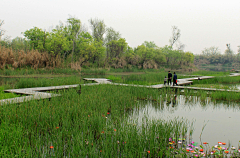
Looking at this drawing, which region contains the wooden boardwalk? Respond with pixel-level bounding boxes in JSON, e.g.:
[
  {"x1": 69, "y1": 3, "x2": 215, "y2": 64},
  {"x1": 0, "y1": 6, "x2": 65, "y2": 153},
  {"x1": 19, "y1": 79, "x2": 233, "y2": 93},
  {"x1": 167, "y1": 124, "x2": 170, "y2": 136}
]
[
  {"x1": 0, "y1": 83, "x2": 99, "y2": 105},
  {"x1": 1, "y1": 73, "x2": 240, "y2": 105}
]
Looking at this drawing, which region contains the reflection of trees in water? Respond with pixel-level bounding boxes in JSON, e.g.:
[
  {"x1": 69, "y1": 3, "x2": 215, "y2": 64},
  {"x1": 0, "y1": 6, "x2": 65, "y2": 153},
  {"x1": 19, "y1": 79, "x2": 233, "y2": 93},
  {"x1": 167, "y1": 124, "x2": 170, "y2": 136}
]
[{"x1": 136, "y1": 94, "x2": 240, "y2": 115}]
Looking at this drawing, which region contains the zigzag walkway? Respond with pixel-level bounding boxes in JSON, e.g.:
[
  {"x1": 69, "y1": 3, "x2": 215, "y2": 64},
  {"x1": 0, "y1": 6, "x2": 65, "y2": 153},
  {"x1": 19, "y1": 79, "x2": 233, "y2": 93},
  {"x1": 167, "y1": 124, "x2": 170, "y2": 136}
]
[{"x1": 0, "y1": 73, "x2": 240, "y2": 105}]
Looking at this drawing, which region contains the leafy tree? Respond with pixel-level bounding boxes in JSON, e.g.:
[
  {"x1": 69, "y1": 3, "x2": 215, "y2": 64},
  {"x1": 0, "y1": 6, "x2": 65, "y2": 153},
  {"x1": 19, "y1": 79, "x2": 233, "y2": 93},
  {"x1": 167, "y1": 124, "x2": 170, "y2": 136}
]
[
  {"x1": 107, "y1": 38, "x2": 127, "y2": 59},
  {"x1": 125, "y1": 46, "x2": 139, "y2": 65},
  {"x1": 11, "y1": 37, "x2": 31, "y2": 52},
  {"x1": 153, "y1": 49, "x2": 166, "y2": 65},
  {"x1": 24, "y1": 27, "x2": 48, "y2": 51},
  {"x1": 86, "y1": 41, "x2": 105, "y2": 66},
  {"x1": 105, "y1": 27, "x2": 121, "y2": 58},
  {"x1": 184, "y1": 52, "x2": 194, "y2": 66},
  {"x1": 202, "y1": 46, "x2": 220, "y2": 56},
  {"x1": 75, "y1": 31, "x2": 93, "y2": 60},
  {"x1": 89, "y1": 18, "x2": 106, "y2": 42},
  {"x1": 143, "y1": 41, "x2": 157, "y2": 49},
  {"x1": 46, "y1": 28, "x2": 71, "y2": 57},
  {"x1": 224, "y1": 43, "x2": 234, "y2": 64},
  {"x1": 105, "y1": 27, "x2": 121, "y2": 44},
  {"x1": 135, "y1": 44, "x2": 155, "y2": 67},
  {"x1": 67, "y1": 17, "x2": 81, "y2": 61}
]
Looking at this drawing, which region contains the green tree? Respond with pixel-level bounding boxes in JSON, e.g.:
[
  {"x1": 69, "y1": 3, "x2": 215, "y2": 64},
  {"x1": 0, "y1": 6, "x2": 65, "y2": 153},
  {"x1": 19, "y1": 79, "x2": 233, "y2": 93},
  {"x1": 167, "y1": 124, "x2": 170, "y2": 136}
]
[
  {"x1": 66, "y1": 17, "x2": 81, "y2": 62},
  {"x1": 224, "y1": 43, "x2": 234, "y2": 64},
  {"x1": 87, "y1": 41, "x2": 105, "y2": 66},
  {"x1": 153, "y1": 49, "x2": 166, "y2": 65},
  {"x1": 202, "y1": 46, "x2": 220, "y2": 56},
  {"x1": 45, "y1": 28, "x2": 71, "y2": 57},
  {"x1": 184, "y1": 52, "x2": 194, "y2": 66},
  {"x1": 24, "y1": 27, "x2": 48, "y2": 51},
  {"x1": 105, "y1": 27, "x2": 121, "y2": 59},
  {"x1": 125, "y1": 46, "x2": 138, "y2": 66},
  {"x1": 11, "y1": 37, "x2": 31, "y2": 52},
  {"x1": 89, "y1": 18, "x2": 106, "y2": 42},
  {"x1": 107, "y1": 38, "x2": 127, "y2": 59},
  {"x1": 75, "y1": 31, "x2": 93, "y2": 61},
  {"x1": 143, "y1": 41, "x2": 157, "y2": 49},
  {"x1": 135, "y1": 44, "x2": 155, "y2": 68}
]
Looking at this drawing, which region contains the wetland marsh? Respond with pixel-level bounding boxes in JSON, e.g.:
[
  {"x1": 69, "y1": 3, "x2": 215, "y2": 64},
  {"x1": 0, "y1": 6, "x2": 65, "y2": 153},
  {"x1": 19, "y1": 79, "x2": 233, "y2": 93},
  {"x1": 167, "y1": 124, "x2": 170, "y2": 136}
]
[{"x1": 0, "y1": 70, "x2": 240, "y2": 157}]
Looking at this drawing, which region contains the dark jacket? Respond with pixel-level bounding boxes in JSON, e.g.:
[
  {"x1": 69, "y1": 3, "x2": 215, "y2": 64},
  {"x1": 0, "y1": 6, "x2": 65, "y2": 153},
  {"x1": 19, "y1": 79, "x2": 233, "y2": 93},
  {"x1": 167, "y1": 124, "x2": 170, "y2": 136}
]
[
  {"x1": 173, "y1": 74, "x2": 177, "y2": 80},
  {"x1": 168, "y1": 73, "x2": 172, "y2": 79}
]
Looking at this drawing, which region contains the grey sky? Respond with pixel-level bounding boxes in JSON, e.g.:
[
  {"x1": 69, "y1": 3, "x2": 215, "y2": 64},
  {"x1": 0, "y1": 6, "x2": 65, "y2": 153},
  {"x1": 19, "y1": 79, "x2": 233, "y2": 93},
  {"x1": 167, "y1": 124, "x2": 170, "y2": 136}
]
[{"x1": 1, "y1": 0, "x2": 240, "y2": 54}]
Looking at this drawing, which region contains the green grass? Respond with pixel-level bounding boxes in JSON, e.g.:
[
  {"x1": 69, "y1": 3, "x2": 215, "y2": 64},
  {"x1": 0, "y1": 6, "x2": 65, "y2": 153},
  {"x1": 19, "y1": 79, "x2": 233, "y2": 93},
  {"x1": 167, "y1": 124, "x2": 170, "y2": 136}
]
[
  {"x1": 14, "y1": 76, "x2": 83, "y2": 89},
  {"x1": 192, "y1": 76, "x2": 240, "y2": 85},
  {"x1": 190, "y1": 84, "x2": 238, "y2": 90},
  {"x1": 107, "y1": 72, "x2": 187, "y2": 85},
  {"x1": 1, "y1": 71, "x2": 240, "y2": 157},
  {"x1": 0, "y1": 85, "x2": 189, "y2": 157},
  {"x1": 180, "y1": 88, "x2": 240, "y2": 102},
  {"x1": 187, "y1": 70, "x2": 233, "y2": 77},
  {"x1": 0, "y1": 68, "x2": 107, "y2": 76},
  {"x1": 0, "y1": 86, "x2": 21, "y2": 99}
]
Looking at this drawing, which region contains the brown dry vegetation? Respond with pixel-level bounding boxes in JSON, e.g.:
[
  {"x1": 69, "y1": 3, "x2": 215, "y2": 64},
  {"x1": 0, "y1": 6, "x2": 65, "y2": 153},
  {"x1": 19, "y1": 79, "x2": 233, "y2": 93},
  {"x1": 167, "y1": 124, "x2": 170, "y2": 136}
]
[{"x1": 0, "y1": 46, "x2": 63, "y2": 69}]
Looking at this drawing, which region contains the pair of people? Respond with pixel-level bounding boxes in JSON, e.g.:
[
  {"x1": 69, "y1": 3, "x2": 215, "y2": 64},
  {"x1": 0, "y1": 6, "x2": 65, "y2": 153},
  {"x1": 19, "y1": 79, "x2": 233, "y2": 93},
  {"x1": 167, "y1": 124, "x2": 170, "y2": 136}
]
[{"x1": 164, "y1": 71, "x2": 177, "y2": 86}]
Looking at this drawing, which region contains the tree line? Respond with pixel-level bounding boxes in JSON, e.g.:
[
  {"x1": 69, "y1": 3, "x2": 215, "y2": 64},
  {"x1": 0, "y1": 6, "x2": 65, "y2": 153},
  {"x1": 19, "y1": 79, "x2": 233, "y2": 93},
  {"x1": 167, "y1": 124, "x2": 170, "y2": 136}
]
[
  {"x1": 194, "y1": 45, "x2": 240, "y2": 69},
  {"x1": 0, "y1": 17, "x2": 194, "y2": 70}
]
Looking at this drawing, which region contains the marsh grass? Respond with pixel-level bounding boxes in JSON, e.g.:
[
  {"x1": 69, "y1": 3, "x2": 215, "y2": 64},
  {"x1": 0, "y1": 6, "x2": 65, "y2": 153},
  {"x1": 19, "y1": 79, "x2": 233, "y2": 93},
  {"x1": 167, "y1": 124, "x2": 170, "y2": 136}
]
[
  {"x1": 190, "y1": 84, "x2": 234, "y2": 90},
  {"x1": 14, "y1": 76, "x2": 84, "y2": 89},
  {"x1": 187, "y1": 70, "x2": 232, "y2": 77},
  {"x1": 0, "y1": 85, "x2": 191, "y2": 157},
  {"x1": 108, "y1": 72, "x2": 187, "y2": 85},
  {"x1": 0, "y1": 86, "x2": 21, "y2": 99},
  {"x1": 193, "y1": 76, "x2": 240, "y2": 85},
  {"x1": 179, "y1": 88, "x2": 240, "y2": 102},
  {"x1": 1, "y1": 71, "x2": 240, "y2": 157}
]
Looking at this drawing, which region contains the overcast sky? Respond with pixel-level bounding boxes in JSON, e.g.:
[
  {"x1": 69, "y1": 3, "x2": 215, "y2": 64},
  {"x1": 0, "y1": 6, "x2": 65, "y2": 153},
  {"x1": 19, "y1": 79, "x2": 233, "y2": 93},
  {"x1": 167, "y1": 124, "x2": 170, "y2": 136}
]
[{"x1": 1, "y1": 0, "x2": 240, "y2": 54}]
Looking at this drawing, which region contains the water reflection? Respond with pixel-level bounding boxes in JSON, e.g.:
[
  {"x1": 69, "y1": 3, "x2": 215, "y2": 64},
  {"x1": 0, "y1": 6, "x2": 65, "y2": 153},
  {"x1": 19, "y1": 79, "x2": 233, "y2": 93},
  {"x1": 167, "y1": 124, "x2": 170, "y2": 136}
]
[{"x1": 130, "y1": 95, "x2": 240, "y2": 147}]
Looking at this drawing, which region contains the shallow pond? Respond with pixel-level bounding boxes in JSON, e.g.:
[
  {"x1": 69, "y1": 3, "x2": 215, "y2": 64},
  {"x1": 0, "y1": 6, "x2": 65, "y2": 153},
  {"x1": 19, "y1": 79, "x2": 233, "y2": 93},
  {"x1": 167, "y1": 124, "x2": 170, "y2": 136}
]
[{"x1": 130, "y1": 95, "x2": 240, "y2": 147}]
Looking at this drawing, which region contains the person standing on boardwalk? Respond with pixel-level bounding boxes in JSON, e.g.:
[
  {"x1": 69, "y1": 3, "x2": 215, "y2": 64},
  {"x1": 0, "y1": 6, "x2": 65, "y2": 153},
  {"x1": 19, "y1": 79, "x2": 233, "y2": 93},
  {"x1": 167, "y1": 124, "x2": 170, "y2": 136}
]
[
  {"x1": 173, "y1": 72, "x2": 178, "y2": 86},
  {"x1": 164, "y1": 76, "x2": 167, "y2": 85},
  {"x1": 168, "y1": 71, "x2": 172, "y2": 85}
]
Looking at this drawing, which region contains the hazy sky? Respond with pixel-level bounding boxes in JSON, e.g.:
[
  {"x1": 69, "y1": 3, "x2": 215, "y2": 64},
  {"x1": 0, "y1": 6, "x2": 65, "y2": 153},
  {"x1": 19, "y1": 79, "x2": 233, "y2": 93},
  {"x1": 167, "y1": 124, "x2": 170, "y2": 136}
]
[{"x1": 1, "y1": 0, "x2": 240, "y2": 54}]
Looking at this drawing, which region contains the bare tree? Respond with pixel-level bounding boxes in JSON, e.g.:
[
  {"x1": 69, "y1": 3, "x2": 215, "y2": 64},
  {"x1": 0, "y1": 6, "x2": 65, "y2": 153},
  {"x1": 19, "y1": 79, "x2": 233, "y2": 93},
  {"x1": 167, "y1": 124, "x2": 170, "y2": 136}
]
[
  {"x1": 0, "y1": 20, "x2": 5, "y2": 41},
  {"x1": 225, "y1": 44, "x2": 233, "y2": 55},
  {"x1": 169, "y1": 26, "x2": 184, "y2": 50},
  {"x1": 225, "y1": 43, "x2": 234, "y2": 63}
]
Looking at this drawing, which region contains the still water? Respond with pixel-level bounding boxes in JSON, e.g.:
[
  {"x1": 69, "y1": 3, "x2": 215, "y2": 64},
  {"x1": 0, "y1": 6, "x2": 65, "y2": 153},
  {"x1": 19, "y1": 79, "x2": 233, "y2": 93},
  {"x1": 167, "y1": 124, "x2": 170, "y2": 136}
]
[{"x1": 130, "y1": 95, "x2": 240, "y2": 147}]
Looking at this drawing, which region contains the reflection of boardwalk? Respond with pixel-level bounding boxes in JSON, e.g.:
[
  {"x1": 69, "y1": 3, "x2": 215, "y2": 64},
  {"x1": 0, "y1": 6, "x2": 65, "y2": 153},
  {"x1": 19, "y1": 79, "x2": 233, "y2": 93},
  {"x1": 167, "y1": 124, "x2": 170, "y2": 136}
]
[{"x1": 1, "y1": 73, "x2": 240, "y2": 105}]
